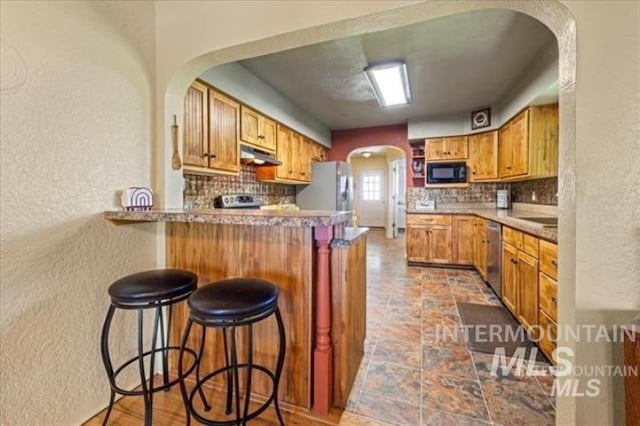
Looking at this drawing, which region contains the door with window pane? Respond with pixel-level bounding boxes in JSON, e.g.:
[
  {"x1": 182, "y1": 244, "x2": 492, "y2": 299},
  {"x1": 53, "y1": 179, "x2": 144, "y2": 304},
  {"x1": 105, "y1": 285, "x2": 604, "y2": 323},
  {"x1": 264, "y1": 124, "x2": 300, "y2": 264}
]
[{"x1": 358, "y1": 170, "x2": 385, "y2": 227}]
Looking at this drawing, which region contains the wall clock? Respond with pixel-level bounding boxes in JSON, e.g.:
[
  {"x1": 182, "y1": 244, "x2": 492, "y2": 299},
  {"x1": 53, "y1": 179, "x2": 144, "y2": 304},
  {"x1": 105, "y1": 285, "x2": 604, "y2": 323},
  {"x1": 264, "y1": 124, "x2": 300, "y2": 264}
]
[{"x1": 471, "y1": 107, "x2": 491, "y2": 130}]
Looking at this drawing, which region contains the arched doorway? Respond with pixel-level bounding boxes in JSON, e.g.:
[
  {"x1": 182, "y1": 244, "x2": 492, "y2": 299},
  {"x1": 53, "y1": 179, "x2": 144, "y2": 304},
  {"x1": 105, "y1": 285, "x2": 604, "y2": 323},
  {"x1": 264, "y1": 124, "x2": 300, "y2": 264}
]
[
  {"x1": 347, "y1": 145, "x2": 406, "y2": 238},
  {"x1": 157, "y1": 2, "x2": 576, "y2": 422}
]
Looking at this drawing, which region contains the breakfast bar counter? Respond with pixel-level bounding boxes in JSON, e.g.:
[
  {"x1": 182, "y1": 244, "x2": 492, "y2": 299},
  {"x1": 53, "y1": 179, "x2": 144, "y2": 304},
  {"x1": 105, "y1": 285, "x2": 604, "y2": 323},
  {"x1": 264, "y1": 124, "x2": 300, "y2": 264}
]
[{"x1": 105, "y1": 209, "x2": 366, "y2": 416}]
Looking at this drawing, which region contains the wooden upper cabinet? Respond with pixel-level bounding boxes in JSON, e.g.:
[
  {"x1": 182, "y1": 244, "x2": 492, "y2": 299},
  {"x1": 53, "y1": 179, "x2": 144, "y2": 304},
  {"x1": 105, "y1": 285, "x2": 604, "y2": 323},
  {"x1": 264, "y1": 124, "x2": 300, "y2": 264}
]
[
  {"x1": 426, "y1": 136, "x2": 468, "y2": 160},
  {"x1": 510, "y1": 109, "x2": 529, "y2": 177},
  {"x1": 447, "y1": 136, "x2": 469, "y2": 159},
  {"x1": 426, "y1": 138, "x2": 447, "y2": 160},
  {"x1": 289, "y1": 131, "x2": 303, "y2": 180},
  {"x1": 208, "y1": 90, "x2": 240, "y2": 173},
  {"x1": 453, "y1": 216, "x2": 474, "y2": 265},
  {"x1": 240, "y1": 105, "x2": 277, "y2": 152},
  {"x1": 499, "y1": 104, "x2": 558, "y2": 180},
  {"x1": 260, "y1": 117, "x2": 277, "y2": 152},
  {"x1": 301, "y1": 138, "x2": 314, "y2": 181},
  {"x1": 528, "y1": 104, "x2": 559, "y2": 178},
  {"x1": 468, "y1": 131, "x2": 498, "y2": 181},
  {"x1": 275, "y1": 124, "x2": 291, "y2": 180},
  {"x1": 183, "y1": 81, "x2": 209, "y2": 167}
]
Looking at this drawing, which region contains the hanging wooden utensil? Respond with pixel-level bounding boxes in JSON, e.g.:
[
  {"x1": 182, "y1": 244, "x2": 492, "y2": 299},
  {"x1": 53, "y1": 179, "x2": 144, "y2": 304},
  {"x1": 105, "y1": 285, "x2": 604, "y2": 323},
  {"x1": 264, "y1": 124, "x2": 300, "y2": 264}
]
[{"x1": 171, "y1": 114, "x2": 182, "y2": 170}]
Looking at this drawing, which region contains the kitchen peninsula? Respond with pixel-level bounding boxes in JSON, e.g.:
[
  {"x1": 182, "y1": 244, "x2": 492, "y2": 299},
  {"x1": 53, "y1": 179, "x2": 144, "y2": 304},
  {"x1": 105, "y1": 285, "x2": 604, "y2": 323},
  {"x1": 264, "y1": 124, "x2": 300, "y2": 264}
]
[{"x1": 104, "y1": 208, "x2": 367, "y2": 416}]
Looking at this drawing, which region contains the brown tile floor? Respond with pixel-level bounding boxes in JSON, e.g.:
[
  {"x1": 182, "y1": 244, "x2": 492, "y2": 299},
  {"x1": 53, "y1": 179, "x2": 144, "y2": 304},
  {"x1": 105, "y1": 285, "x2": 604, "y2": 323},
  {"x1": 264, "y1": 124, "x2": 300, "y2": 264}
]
[{"x1": 342, "y1": 229, "x2": 556, "y2": 426}]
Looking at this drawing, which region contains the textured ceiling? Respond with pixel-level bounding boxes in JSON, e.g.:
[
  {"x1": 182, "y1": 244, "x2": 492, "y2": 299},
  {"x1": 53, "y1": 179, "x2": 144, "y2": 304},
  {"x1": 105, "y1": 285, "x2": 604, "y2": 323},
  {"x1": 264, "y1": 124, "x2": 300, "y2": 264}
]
[{"x1": 240, "y1": 9, "x2": 556, "y2": 130}]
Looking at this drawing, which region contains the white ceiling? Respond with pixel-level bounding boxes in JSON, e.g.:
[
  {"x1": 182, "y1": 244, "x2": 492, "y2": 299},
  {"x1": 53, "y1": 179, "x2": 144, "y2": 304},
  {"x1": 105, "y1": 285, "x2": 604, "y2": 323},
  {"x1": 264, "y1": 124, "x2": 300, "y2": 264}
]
[{"x1": 239, "y1": 9, "x2": 557, "y2": 130}]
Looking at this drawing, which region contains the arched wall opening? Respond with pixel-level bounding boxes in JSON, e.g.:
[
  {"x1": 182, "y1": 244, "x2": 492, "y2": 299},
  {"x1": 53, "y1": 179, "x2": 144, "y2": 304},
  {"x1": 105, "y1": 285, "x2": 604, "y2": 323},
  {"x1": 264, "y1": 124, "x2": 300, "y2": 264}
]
[
  {"x1": 156, "y1": 2, "x2": 576, "y2": 423},
  {"x1": 347, "y1": 145, "x2": 406, "y2": 238}
]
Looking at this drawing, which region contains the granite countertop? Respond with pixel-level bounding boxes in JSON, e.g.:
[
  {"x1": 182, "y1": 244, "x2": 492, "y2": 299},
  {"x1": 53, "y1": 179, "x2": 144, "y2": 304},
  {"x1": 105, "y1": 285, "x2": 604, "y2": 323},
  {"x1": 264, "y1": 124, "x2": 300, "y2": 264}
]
[
  {"x1": 332, "y1": 227, "x2": 370, "y2": 248},
  {"x1": 406, "y1": 207, "x2": 558, "y2": 243},
  {"x1": 104, "y1": 208, "x2": 352, "y2": 227}
]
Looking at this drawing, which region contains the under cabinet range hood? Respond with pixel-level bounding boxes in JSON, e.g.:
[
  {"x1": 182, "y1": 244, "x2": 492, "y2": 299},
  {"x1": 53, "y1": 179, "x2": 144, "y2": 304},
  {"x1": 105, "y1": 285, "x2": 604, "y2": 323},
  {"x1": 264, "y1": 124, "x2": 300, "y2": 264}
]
[{"x1": 240, "y1": 145, "x2": 281, "y2": 166}]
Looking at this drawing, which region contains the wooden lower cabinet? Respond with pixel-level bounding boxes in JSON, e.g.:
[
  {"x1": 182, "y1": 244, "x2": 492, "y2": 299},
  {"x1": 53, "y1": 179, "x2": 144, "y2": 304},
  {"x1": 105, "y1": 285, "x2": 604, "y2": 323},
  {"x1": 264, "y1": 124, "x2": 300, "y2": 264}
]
[
  {"x1": 501, "y1": 242, "x2": 518, "y2": 314},
  {"x1": 453, "y1": 216, "x2": 474, "y2": 265},
  {"x1": 539, "y1": 309, "x2": 557, "y2": 361},
  {"x1": 473, "y1": 218, "x2": 488, "y2": 279},
  {"x1": 406, "y1": 214, "x2": 452, "y2": 264},
  {"x1": 407, "y1": 225, "x2": 429, "y2": 262},
  {"x1": 429, "y1": 225, "x2": 453, "y2": 264},
  {"x1": 517, "y1": 250, "x2": 539, "y2": 333}
]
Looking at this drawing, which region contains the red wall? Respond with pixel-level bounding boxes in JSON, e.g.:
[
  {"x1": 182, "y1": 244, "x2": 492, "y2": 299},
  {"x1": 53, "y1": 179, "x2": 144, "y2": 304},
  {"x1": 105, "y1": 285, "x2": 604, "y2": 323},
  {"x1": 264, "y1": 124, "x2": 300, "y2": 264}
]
[{"x1": 329, "y1": 124, "x2": 416, "y2": 186}]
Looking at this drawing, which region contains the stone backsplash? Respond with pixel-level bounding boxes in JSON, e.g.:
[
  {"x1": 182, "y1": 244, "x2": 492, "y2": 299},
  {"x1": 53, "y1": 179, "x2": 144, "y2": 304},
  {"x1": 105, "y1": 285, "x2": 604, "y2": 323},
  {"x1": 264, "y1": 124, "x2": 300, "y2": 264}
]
[
  {"x1": 184, "y1": 166, "x2": 295, "y2": 209},
  {"x1": 511, "y1": 177, "x2": 558, "y2": 205},
  {"x1": 408, "y1": 183, "x2": 508, "y2": 207},
  {"x1": 407, "y1": 177, "x2": 558, "y2": 208}
]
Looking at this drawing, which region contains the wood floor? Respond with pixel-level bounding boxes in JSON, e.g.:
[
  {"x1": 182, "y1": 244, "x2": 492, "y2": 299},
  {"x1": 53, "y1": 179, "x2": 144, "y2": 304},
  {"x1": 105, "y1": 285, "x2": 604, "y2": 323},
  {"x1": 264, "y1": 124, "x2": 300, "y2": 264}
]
[{"x1": 83, "y1": 376, "x2": 379, "y2": 425}]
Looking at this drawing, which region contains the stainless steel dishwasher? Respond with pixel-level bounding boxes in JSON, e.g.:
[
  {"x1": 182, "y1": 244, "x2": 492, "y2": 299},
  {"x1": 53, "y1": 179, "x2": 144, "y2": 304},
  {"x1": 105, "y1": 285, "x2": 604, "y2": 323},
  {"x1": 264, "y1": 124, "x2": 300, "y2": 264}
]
[{"x1": 486, "y1": 221, "x2": 502, "y2": 296}]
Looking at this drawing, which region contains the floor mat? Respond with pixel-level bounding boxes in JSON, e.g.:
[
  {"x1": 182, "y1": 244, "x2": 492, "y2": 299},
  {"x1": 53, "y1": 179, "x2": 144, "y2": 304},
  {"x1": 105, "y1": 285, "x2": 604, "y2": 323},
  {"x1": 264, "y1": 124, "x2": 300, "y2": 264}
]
[{"x1": 456, "y1": 302, "x2": 549, "y2": 363}]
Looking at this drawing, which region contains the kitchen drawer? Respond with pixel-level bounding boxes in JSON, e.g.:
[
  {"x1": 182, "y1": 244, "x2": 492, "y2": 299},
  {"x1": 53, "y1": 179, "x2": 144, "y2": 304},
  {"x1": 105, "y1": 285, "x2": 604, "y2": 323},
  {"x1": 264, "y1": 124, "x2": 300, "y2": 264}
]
[
  {"x1": 539, "y1": 240, "x2": 558, "y2": 280},
  {"x1": 503, "y1": 226, "x2": 523, "y2": 250},
  {"x1": 539, "y1": 309, "x2": 557, "y2": 361},
  {"x1": 406, "y1": 214, "x2": 452, "y2": 226},
  {"x1": 539, "y1": 272, "x2": 558, "y2": 319},
  {"x1": 523, "y1": 234, "x2": 539, "y2": 258}
]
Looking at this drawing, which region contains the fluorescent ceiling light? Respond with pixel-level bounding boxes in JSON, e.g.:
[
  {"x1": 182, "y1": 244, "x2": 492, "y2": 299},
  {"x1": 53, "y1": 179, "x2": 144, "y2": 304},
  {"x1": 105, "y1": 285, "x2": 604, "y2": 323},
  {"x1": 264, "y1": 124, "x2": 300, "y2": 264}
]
[{"x1": 364, "y1": 62, "x2": 411, "y2": 108}]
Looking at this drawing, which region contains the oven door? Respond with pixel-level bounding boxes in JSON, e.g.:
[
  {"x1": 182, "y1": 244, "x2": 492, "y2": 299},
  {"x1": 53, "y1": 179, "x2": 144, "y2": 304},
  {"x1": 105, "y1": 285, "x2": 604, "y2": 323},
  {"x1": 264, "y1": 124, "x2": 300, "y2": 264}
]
[{"x1": 426, "y1": 162, "x2": 466, "y2": 184}]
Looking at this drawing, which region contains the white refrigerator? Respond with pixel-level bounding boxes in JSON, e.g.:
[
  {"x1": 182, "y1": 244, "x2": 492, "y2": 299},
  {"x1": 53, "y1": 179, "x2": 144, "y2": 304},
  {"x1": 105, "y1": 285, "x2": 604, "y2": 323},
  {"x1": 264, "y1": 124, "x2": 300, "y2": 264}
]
[{"x1": 296, "y1": 161, "x2": 353, "y2": 212}]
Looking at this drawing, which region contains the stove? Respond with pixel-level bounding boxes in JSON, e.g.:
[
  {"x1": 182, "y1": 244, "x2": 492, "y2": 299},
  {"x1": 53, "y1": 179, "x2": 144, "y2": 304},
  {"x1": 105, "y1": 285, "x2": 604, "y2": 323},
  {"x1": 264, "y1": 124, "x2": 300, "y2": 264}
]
[{"x1": 213, "y1": 194, "x2": 264, "y2": 209}]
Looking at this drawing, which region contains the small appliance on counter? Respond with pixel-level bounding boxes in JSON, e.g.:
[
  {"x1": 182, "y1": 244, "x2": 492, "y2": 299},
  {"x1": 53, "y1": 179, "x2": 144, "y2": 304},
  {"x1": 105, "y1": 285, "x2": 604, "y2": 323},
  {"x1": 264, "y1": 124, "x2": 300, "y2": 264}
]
[
  {"x1": 121, "y1": 187, "x2": 153, "y2": 211},
  {"x1": 213, "y1": 194, "x2": 264, "y2": 209},
  {"x1": 496, "y1": 189, "x2": 511, "y2": 209}
]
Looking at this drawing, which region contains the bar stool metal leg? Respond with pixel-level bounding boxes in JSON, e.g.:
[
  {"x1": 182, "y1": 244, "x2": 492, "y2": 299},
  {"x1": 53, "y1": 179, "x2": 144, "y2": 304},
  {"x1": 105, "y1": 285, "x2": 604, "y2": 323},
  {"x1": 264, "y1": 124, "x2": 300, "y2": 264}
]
[
  {"x1": 230, "y1": 326, "x2": 241, "y2": 425},
  {"x1": 223, "y1": 327, "x2": 233, "y2": 415},
  {"x1": 273, "y1": 307, "x2": 286, "y2": 426},
  {"x1": 100, "y1": 305, "x2": 117, "y2": 426},
  {"x1": 159, "y1": 304, "x2": 169, "y2": 390},
  {"x1": 243, "y1": 323, "x2": 253, "y2": 426},
  {"x1": 195, "y1": 325, "x2": 211, "y2": 411},
  {"x1": 179, "y1": 318, "x2": 194, "y2": 426},
  {"x1": 147, "y1": 306, "x2": 161, "y2": 426},
  {"x1": 137, "y1": 309, "x2": 151, "y2": 426}
]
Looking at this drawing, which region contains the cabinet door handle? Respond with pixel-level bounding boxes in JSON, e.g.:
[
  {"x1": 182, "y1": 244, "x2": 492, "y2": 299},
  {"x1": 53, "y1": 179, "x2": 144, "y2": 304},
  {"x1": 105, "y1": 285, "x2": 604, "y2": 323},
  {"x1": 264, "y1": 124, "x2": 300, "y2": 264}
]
[
  {"x1": 551, "y1": 296, "x2": 558, "y2": 305},
  {"x1": 202, "y1": 153, "x2": 209, "y2": 158},
  {"x1": 551, "y1": 260, "x2": 558, "y2": 267}
]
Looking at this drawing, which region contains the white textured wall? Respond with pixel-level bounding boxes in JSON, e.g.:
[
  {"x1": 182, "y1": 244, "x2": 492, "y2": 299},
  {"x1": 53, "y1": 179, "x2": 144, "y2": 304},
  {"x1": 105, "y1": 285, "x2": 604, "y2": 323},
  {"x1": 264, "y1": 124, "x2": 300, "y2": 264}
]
[
  {"x1": 200, "y1": 63, "x2": 331, "y2": 146},
  {"x1": 567, "y1": 2, "x2": 640, "y2": 424},
  {"x1": 0, "y1": 2, "x2": 158, "y2": 424}
]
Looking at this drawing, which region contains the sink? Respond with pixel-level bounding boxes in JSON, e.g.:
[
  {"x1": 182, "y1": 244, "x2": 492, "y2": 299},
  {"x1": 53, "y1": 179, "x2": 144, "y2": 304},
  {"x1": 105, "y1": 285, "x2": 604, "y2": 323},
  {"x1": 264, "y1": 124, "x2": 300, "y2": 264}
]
[{"x1": 517, "y1": 217, "x2": 558, "y2": 228}]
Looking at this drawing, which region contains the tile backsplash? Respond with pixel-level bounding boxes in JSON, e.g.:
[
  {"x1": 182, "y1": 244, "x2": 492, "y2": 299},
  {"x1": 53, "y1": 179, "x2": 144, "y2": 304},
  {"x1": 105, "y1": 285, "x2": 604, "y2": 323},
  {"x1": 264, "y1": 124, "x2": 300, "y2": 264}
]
[
  {"x1": 407, "y1": 177, "x2": 558, "y2": 209},
  {"x1": 184, "y1": 166, "x2": 295, "y2": 209},
  {"x1": 408, "y1": 183, "x2": 508, "y2": 207},
  {"x1": 511, "y1": 177, "x2": 558, "y2": 205}
]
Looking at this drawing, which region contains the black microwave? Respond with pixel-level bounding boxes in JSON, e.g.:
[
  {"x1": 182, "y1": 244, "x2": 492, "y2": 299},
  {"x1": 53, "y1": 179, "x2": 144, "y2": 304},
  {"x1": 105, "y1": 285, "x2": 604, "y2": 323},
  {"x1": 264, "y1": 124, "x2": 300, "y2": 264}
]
[{"x1": 426, "y1": 162, "x2": 467, "y2": 184}]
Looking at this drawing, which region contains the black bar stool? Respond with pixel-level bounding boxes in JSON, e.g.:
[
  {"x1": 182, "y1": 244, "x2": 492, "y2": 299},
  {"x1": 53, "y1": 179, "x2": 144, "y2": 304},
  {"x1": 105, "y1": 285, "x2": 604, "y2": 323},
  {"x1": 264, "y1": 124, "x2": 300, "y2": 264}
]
[
  {"x1": 100, "y1": 269, "x2": 207, "y2": 426},
  {"x1": 178, "y1": 278, "x2": 286, "y2": 425}
]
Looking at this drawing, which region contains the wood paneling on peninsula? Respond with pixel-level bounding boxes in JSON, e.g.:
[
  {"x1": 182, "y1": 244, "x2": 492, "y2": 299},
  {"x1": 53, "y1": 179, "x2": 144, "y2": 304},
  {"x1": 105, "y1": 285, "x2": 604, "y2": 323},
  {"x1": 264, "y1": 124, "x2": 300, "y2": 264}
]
[
  {"x1": 167, "y1": 223, "x2": 313, "y2": 407},
  {"x1": 331, "y1": 236, "x2": 366, "y2": 408}
]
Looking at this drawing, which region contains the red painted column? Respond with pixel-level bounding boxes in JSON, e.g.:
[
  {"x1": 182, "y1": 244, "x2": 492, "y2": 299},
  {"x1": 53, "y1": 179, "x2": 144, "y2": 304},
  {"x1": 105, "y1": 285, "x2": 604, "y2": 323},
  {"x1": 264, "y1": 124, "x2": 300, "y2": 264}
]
[{"x1": 312, "y1": 225, "x2": 333, "y2": 415}]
